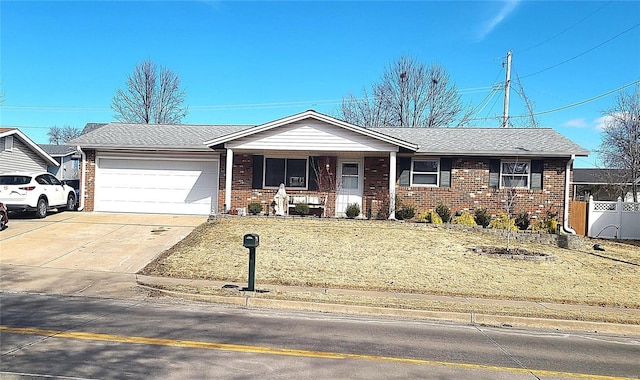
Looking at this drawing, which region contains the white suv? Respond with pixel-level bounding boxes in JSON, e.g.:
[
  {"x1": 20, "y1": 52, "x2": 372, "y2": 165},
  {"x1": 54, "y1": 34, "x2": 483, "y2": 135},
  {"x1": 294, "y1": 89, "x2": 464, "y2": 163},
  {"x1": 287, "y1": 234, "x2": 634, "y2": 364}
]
[{"x1": 0, "y1": 172, "x2": 77, "y2": 219}]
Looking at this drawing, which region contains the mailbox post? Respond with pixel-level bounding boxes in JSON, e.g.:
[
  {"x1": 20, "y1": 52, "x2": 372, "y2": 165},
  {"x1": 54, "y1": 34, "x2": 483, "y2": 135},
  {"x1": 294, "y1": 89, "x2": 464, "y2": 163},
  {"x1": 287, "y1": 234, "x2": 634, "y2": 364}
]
[{"x1": 242, "y1": 233, "x2": 259, "y2": 291}]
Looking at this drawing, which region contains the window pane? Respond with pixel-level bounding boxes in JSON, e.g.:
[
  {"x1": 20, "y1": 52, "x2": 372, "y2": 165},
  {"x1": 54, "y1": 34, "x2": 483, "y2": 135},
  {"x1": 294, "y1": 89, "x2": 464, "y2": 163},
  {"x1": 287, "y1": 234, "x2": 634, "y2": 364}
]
[
  {"x1": 265, "y1": 158, "x2": 285, "y2": 187},
  {"x1": 413, "y1": 160, "x2": 438, "y2": 173},
  {"x1": 286, "y1": 159, "x2": 307, "y2": 188},
  {"x1": 502, "y1": 175, "x2": 528, "y2": 188},
  {"x1": 342, "y1": 163, "x2": 358, "y2": 175},
  {"x1": 502, "y1": 162, "x2": 529, "y2": 174},
  {"x1": 413, "y1": 173, "x2": 438, "y2": 185}
]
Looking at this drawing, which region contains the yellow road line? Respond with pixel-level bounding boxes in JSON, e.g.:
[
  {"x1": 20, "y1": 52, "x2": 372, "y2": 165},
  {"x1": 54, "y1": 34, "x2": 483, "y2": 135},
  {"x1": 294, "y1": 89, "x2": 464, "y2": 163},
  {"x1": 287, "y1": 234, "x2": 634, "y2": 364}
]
[{"x1": 0, "y1": 325, "x2": 632, "y2": 380}]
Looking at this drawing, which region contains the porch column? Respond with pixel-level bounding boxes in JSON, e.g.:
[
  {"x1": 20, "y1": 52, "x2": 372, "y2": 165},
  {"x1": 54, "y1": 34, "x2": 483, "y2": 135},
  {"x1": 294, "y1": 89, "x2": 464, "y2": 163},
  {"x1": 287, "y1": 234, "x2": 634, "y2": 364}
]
[
  {"x1": 389, "y1": 151, "x2": 396, "y2": 219},
  {"x1": 225, "y1": 148, "x2": 233, "y2": 213}
]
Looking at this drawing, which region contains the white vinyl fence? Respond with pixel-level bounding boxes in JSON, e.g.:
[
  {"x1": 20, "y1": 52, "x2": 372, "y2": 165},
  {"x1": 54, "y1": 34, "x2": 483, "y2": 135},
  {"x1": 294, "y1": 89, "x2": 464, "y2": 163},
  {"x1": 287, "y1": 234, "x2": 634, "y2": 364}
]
[{"x1": 587, "y1": 196, "x2": 640, "y2": 239}]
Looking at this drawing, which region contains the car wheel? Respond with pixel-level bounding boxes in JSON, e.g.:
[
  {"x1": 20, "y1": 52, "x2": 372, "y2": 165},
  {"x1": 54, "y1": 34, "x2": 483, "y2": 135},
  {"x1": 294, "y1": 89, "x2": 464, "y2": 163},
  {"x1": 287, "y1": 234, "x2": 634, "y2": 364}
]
[
  {"x1": 35, "y1": 197, "x2": 48, "y2": 219},
  {"x1": 65, "y1": 193, "x2": 76, "y2": 211},
  {"x1": 0, "y1": 214, "x2": 5, "y2": 230}
]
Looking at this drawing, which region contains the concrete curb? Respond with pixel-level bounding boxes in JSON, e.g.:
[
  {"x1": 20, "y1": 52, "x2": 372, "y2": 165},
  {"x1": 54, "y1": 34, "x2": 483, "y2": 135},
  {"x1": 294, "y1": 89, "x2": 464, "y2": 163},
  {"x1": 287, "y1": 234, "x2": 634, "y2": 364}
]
[{"x1": 136, "y1": 282, "x2": 640, "y2": 337}]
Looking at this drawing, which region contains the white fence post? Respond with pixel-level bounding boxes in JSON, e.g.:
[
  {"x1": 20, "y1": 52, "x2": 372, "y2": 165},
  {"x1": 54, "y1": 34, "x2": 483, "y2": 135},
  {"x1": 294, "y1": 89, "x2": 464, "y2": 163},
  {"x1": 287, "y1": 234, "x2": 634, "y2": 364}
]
[{"x1": 587, "y1": 195, "x2": 594, "y2": 237}]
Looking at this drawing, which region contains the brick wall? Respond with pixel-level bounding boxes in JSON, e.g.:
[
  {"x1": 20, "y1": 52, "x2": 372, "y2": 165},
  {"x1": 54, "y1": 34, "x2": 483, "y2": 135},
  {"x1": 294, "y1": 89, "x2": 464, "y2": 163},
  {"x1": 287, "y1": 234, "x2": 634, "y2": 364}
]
[{"x1": 83, "y1": 149, "x2": 96, "y2": 211}]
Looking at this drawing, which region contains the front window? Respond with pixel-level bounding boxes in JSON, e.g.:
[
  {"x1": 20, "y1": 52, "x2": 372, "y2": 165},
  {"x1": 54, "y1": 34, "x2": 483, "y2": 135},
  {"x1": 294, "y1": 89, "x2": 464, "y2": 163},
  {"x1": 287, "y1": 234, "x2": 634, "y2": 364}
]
[
  {"x1": 501, "y1": 161, "x2": 530, "y2": 188},
  {"x1": 411, "y1": 159, "x2": 439, "y2": 186},
  {"x1": 264, "y1": 157, "x2": 307, "y2": 188}
]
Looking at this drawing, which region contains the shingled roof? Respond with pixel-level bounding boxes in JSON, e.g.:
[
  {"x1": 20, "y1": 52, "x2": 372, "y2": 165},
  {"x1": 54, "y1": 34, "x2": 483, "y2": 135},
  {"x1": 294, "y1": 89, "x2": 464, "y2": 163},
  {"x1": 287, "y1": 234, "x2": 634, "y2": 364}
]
[
  {"x1": 39, "y1": 144, "x2": 77, "y2": 157},
  {"x1": 373, "y1": 127, "x2": 589, "y2": 157}
]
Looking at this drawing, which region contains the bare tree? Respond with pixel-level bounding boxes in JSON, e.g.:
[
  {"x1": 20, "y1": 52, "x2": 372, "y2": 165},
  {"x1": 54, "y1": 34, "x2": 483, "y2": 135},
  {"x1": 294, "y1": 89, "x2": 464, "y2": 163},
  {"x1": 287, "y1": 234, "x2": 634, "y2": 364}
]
[
  {"x1": 48, "y1": 126, "x2": 82, "y2": 145},
  {"x1": 598, "y1": 85, "x2": 640, "y2": 202},
  {"x1": 111, "y1": 60, "x2": 188, "y2": 124},
  {"x1": 339, "y1": 56, "x2": 473, "y2": 127}
]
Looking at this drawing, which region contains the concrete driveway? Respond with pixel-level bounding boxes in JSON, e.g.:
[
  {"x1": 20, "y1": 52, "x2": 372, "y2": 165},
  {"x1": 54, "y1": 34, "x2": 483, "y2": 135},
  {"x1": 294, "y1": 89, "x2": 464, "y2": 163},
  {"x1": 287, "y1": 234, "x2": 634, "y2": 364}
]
[{"x1": 0, "y1": 211, "x2": 206, "y2": 298}]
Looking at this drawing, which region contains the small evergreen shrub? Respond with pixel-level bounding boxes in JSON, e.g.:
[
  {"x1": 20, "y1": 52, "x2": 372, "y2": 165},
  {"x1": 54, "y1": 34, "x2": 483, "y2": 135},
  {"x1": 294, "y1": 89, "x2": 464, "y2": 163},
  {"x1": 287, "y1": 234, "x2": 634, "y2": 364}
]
[
  {"x1": 416, "y1": 210, "x2": 443, "y2": 224},
  {"x1": 532, "y1": 210, "x2": 559, "y2": 234},
  {"x1": 436, "y1": 203, "x2": 451, "y2": 223},
  {"x1": 452, "y1": 211, "x2": 477, "y2": 226},
  {"x1": 294, "y1": 203, "x2": 310, "y2": 216},
  {"x1": 395, "y1": 203, "x2": 416, "y2": 220},
  {"x1": 345, "y1": 203, "x2": 361, "y2": 219},
  {"x1": 488, "y1": 212, "x2": 518, "y2": 231},
  {"x1": 474, "y1": 207, "x2": 491, "y2": 228},
  {"x1": 247, "y1": 202, "x2": 263, "y2": 215},
  {"x1": 515, "y1": 211, "x2": 531, "y2": 230}
]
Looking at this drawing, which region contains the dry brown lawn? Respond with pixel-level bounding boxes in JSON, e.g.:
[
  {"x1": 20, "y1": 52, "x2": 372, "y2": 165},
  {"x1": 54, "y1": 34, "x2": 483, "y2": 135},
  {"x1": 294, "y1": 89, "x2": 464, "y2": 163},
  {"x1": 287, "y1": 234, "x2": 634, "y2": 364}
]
[{"x1": 141, "y1": 216, "x2": 640, "y2": 322}]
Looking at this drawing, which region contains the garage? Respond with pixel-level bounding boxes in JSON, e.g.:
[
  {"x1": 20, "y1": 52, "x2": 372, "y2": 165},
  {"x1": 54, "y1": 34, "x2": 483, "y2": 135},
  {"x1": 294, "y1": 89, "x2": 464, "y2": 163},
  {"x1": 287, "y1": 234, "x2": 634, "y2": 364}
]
[{"x1": 94, "y1": 156, "x2": 219, "y2": 215}]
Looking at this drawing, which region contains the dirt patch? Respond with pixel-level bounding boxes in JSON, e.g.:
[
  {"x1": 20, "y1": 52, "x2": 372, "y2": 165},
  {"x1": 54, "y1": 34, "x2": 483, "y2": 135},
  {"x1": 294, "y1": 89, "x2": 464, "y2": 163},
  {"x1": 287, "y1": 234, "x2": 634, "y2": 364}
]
[{"x1": 140, "y1": 216, "x2": 640, "y2": 311}]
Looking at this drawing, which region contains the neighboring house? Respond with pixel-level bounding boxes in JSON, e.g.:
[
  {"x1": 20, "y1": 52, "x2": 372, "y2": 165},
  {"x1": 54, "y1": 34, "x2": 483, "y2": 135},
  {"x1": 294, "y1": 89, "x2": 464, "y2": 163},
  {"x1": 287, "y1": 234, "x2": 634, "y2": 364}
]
[
  {"x1": 0, "y1": 128, "x2": 59, "y2": 173},
  {"x1": 70, "y1": 110, "x2": 589, "y2": 227},
  {"x1": 573, "y1": 168, "x2": 639, "y2": 201},
  {"x1": 40, "y1": 144, "x2": 81, "y2": 180}
]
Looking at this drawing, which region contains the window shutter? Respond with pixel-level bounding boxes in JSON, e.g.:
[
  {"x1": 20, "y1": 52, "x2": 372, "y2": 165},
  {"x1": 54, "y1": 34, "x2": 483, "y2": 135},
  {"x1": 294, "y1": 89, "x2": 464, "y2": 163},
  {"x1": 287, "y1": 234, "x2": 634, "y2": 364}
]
[
  {"x1": 308, "y1": 156, "x2": 320, "y2": 191},
  {"x1": 439, "y1": 158, "x2": 452, "y2": 188},
  {"x1": 531, "y1": 160, "x2": 544, "y2": 190},
  {"x1": 252, "y1": 155, "x2": 263, "y2": 189},
  {"x1": 399, "y1": 157, "x2": 412, "y2": 187},
  {"x1": 489, "y1": 159, "x2": 500, "y2": 189}
]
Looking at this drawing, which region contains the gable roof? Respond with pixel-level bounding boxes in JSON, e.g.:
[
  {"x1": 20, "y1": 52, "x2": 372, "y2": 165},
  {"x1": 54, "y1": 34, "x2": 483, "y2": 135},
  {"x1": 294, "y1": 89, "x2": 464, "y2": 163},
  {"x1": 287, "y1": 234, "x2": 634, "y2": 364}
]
[
  {"x1": 70, "y1": 122, "x2": 254, "y2": 151},
  {"x1": 39, "y1": 144, "x2": 78, "y2": 157},
  {"x1": 0, "y1": 128, "x2": 59, "y2": 166},
  {"x1": 204, "y1": 110, "x2": 419, "y2": 151},
  {"x1": 373, "y1": 127, "x2": 589, "y2": 157},
  {"x1": 573, "y1": 168, "x2": 639, "y2": 185}
]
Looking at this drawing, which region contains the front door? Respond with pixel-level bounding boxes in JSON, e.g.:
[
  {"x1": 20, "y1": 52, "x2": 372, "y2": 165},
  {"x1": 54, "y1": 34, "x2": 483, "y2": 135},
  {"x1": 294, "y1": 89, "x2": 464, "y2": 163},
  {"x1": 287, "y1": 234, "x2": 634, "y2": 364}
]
[{"x1": 335, "y1": 159, "x2": 363, "y2": 217}]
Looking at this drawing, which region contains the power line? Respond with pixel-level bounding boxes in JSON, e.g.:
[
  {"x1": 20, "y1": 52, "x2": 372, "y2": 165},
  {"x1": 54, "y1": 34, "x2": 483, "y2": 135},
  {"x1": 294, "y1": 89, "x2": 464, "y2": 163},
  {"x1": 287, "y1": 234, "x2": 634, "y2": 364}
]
[
  {"x1": 521, "y1": 23, "x2": 640, "y2": 79},
  {"x1": 517, "y1": 1, "x2": 612, "y2": 55}
]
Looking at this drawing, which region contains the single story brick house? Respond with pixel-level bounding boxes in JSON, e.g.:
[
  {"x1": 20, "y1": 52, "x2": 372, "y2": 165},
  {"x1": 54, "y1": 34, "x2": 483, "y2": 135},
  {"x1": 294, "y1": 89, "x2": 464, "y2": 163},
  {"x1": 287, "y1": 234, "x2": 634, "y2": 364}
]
[{"x1": 69, "y1": 110, "x2": 588, "y2": 230}]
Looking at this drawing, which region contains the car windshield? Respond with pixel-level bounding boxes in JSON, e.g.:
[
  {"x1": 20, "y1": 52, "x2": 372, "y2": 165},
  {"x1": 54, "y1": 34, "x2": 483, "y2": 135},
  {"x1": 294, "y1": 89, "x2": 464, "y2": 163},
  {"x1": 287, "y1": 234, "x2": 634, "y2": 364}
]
[{"x1": 0, "y1": 175, "x2": 32, "y2": 185}]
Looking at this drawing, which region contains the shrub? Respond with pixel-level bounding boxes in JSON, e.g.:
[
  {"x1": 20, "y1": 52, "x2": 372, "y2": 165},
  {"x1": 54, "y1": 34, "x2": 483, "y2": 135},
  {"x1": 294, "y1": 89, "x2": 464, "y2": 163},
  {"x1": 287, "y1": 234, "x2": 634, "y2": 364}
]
[
  {"x1": 474, "y1": 207, "x2": 491, "y2": 228},
  {"x1": 452, "y1": 211, "x2": 477, "y2": 226},
  {"x1": 416, "y1": 210, "x2": 443, "y2": 224},
  {"x1": 395, "y1": 203, "x2": 416, "y2": 220},
  {"x1": 488, "y1": 212, "x2": 518, "y2": 231},
  {"x1": 294, "y1": 203, "x2": 310, "y2": 216},
  {"x1": 532, "y1": 210, "x2": 559, "y2": 234},
  {"x1": 374, "y1": 193, "x2": 391, "y2": 220},
  {"x1": 515, "y1": 211, "x2": 530, "y2": 230},
  {"x1": 247, "y1": 202, "x2": 263, "y2": 215},
  {"x1": 435, "y1": 203, "x2": 451, "y2": 223},
  {"x1": 345, "y1": 203, "x2": 360, "y2": 219}
]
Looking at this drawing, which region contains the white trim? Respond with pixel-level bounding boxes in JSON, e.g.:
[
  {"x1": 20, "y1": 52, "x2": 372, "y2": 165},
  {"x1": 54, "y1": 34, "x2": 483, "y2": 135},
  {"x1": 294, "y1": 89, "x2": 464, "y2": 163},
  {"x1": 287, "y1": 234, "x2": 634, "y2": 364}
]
[
  {"x1": 389, "y1": 152, "x2": 396, "y2": 219},
  {"x1": 0, "y1": 129, "x2": 59, "y2": 166},
  {"x1": 500, "y1": 159, "x2": 531, "y2": 189},
  {"x1": 410, "y1": 158, "x2": 440, "y2": 187},
  {"x1": 225, "y1": 148, "x2": 233, "y2": 212}
]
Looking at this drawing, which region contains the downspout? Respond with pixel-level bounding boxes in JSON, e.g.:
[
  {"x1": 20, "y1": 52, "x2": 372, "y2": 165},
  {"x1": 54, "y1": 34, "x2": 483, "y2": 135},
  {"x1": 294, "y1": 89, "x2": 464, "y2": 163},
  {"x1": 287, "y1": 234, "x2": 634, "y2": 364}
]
[
  {"x1": 561, "y1": 154, "x2": 576, "y2": 234},
  {"x1": 76, "y1": 146, "x2": 86, "y2": 211}
]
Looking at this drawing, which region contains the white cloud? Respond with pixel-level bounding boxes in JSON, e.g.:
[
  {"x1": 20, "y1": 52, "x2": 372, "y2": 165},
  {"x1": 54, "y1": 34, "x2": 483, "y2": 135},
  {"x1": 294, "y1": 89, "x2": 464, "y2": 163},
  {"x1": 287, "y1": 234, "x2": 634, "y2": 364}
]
[
  {"x1": 477, "y1": 0, "x2": 521, "y2": 40},
  {"x1": 594, "y1": 115, "x2": 612, "y2": 131},
  {"x1": 563, "y1": 118, "x2": 587, "y2": 128}
]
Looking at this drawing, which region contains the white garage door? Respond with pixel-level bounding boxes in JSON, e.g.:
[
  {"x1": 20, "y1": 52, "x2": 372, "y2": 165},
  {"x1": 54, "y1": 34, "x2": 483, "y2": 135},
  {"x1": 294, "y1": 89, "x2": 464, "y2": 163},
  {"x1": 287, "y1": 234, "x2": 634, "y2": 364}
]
[{"x1": 95, "y1": 157, "x2": 219, "y2": 215}]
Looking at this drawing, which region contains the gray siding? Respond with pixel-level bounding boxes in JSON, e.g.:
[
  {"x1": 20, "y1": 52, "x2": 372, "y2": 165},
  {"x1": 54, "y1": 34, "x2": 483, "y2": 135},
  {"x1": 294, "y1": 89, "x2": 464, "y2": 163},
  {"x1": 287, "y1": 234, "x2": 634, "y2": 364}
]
[
  {"x1": 47, "y1": 156, "x2": 78, "y2": 179},
  {"x1": 0, "y1": 137, "x2": 49, "y2": 173}
]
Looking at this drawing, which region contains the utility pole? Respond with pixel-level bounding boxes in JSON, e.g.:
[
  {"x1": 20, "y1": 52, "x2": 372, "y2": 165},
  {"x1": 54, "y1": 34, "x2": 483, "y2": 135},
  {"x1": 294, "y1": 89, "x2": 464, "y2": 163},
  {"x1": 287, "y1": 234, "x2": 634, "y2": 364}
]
[{"x1": 502, "y1": 50, "x2": 512, "y2": 128}]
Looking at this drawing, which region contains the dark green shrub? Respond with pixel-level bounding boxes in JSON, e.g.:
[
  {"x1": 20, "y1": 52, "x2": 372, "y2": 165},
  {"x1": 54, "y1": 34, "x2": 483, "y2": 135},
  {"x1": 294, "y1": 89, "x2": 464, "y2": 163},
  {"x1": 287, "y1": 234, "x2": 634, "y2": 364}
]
[
  {"x1": 436, "y1": 203, "x2": 451, "y2": 223},
  {"x1": 395, "y1": 203, "x2": 416, "y2": 220},
  {"x1": 294, "y1": 203, "x2": 310, "y2": 216},
  {"x1": 515, "y1": 211, "x2": 530, "y2": 230},
  {"x1": 345, "y1": 203, "x2": 361, "y2": 219},
  {"x1": 247, "y1": 202, "x2": 263, "y2": 215},
  {"x1": 474, "y1": 207, "x2": 491, "y2": 228}
]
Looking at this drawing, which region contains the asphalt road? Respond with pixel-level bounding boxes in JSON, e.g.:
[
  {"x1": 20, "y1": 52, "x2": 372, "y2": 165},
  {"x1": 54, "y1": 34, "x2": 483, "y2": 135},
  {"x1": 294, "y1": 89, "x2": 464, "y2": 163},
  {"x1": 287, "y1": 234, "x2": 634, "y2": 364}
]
[{"x1": 1, "y1": 292, "x2": 638, "y2": 380}]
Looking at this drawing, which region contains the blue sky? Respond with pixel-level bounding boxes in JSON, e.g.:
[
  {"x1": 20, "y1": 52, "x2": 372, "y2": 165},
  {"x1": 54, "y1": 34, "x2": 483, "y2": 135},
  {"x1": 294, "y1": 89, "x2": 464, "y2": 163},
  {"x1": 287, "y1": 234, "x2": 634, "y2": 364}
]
[{"x1": 1, "y1": 0, "x2": 639, "y2": 168}]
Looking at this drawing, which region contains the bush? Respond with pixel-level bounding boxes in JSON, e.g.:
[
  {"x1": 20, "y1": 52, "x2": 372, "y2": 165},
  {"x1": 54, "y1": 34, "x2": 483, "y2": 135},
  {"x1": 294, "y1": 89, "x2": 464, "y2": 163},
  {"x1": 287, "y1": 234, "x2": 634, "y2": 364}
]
[
  {"x1": 532, "y1": 210, "x2": 559, "y2": 234},
  {"x1": 345, "y1": 203, "x2": 360, "y2": 219},
  {"x1": 436, "y1": 203, "x2": 451, "y2": 223},
  {"x1": 294, "y1": 203, "x2": 310, "y2": 216},
  {"x1": 374, "y1": 194, "x2": 391, "y2": 220},
  {"x1": 247, "y1": 202, "x2": 263, "y2": 215},
  {"x1": 416, "y1": 210, "x2": 443, "y2": 224},
  {"x1": 488, "y1": 212, "x2": 518, "y2": 231},
  {"x1": 474, "y1": 207, "x2": 491, "y2": 228},
  {"x1": 395, "y1": 203, "x2": 416, "y2": 220},
  {"x1": 452, "y1": 211, "x2": 477, "y2": 226},
  {"x1": 515, "y1": 211, "x2": 530, "y2": 230}
]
